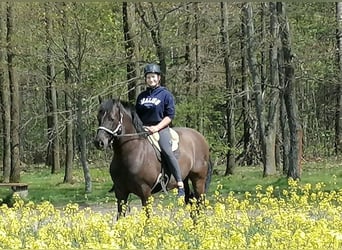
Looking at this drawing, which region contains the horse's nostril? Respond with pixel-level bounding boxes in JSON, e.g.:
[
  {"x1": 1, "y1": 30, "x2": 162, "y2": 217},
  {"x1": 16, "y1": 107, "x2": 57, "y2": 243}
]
[{"x1": 94, "y1": 139, "x2": 103, "y2": 149}]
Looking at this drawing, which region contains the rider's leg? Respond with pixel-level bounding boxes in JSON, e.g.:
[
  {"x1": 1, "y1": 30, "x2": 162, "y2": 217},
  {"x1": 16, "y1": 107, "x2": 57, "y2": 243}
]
[{"x1": 158, "y1": 128, "x2": 184, "y2": 195}]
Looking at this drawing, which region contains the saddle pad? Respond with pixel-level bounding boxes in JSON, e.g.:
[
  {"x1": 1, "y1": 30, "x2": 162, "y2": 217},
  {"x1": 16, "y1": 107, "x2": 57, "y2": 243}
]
[{"x1": 148, "y1": 128, "x2": 179, "y2": 152}]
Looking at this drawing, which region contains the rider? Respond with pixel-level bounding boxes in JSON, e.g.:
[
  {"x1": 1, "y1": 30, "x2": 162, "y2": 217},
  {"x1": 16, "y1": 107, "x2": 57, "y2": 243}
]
[{"x1": 135, "y1": 63, "x2": 185, "y2": 197}]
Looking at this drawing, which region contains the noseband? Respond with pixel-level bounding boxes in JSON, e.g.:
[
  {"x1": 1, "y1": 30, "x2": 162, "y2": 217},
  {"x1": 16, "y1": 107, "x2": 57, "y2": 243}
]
[{"x1": 98, "y1": 112, "x2": 123, "y2": 138}]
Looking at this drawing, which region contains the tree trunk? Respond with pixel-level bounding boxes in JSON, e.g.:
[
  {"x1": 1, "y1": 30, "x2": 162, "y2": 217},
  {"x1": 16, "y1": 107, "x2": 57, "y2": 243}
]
[
  {"x1": 122, "y1": 3, "x2": 138, "y2": 103},
  {"x1": 184, "y1": 4, "x2": 192, "y2": 128},
  {"x1": 64, "y1": 88, "x2": 74, "y2": 183},
  {"x1": 243, "y1": 3, "x2": 267, "y2": 169},
  {"x1": 193, "y1": 3, "x2": 203, "y2": 133},
  {"x1": 76, "y1": 94, "x2": 91, "y2": 192},
  {"x1": 244, "y1": 3, "x2": 279, "y2": 176},
  {"x1": 240, "y1": 3, "x2": 259, "y2": 166},
  {"x1": 75, "y1": 20, "x2": 92, "y2": 193},
  {"x1": 263, "y1": 2, "x2": 280, "y2": 177},
  {"x1": 0, "y1": 2, "x2": 10, "y2": 182},
  {"x1": 61, "y1": 2, "x2": 74, "y2": 183},
  {"x1": 335, "y1": 2, "x2": 342, "y2": 156},
  {"x1": 7, "y1": 2, "x2": 20, "y2": 182},
  {"x1": 278, "y1": 14, "x2": 290, "y2": 175},
  {"x1": 260, "y1": 3, "x2": 267, "y2": 96},
  {"x1": 220, "y1": 3, "x2": 236, "y2": 175},
  {"x1": 280, "y1": 97, "x2": 290, "y2": 175},
  {"x1": 278, "y1": 2, "x2": 302, "y2": 180},
  {"x1": 45, "y1": 3, "x2": 60, "y2": 174}
]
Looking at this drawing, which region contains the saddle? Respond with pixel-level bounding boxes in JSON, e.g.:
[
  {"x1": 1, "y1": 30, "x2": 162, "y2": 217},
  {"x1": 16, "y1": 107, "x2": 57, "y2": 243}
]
[{"x1": 147, "y1": 128, "x2": 180, "y2": 194}]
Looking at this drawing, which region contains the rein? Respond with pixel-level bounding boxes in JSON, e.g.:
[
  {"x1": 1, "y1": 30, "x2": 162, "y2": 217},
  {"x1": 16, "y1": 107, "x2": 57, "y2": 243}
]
[
  {"x1": 114, "y1": 131, "x2": 150, "y2": 137},
  {"x1": 98, "y1": 126, "x2": 149, "y2": 138}
]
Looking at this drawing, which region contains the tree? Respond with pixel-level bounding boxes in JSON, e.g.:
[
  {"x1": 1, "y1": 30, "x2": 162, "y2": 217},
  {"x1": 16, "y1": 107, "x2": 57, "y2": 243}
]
[
  {"x1": 192, "y1": 3, "x2": 203, "y2": 132},
  {"x1": 122, "y1": 2, "x2": 139, "y2": 103},
  {"x1": 220, "y1": 2, "x2": 236, "y2": 175},
  {"x1": 60, "y1": 2, "x2": 74, "y2": 183},
  {"x1": 239, "y1": 3, "x2": 259, "y2": 166},
  {"x1": 278, "y1": 2, "x2": 302, "y2": 179},
  {"x1": 184, "y1": 3, "x2": 194, "y2": 128},
  {"x1": 181, "y1": 3, "x2": 203, "y2": 131},
  {"x1": 7, "y1": 2, "x2": 20, "y2": 182},
  {"x1": 73, "y1": 4, "x2": 92, "y2": 193},
  {"x1": 0, "y1": 2, "x2": 10, "y2": 182},
  {"x1": 263, "y1": 2, "x2": 280, "y2": 177},
  {"x1": 244, "y1": 3, "x2": 279, "y2": 177},
  {"x1": 44, "y1": 3, "x2": 61, "y2": 174},
  {"x1": 244, "y1": 3, "x2": 266, "y2": 167},
  {"x1": 335, "y1": 2, "x2": 342, "y2": 156}
]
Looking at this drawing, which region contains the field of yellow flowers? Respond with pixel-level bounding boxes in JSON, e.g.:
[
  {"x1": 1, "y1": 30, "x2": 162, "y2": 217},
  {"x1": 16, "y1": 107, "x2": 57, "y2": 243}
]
[{"x1": 0, "y1": 178, "x2": 342, "y2": 249}]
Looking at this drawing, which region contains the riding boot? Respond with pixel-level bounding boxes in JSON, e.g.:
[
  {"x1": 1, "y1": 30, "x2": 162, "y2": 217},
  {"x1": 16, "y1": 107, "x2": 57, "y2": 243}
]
[{"x1": 177, "y1": 187, "x2": 185, "y2": 197}]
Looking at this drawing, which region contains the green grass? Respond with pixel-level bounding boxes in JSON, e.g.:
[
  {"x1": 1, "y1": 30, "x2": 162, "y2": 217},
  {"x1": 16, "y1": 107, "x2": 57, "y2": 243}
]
[
  {"x1": 209, "y1": 157, "x2": 342, "y2": 197},
  {"x1": 1, "y1": 158, "x2": 342, "y2": 207},
  {"x1": 0, "y1": 164, "x2": 117, "y2": 206}
]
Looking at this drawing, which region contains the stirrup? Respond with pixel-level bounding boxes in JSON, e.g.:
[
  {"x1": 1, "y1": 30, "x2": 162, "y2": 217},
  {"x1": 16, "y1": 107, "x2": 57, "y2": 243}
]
[
  {"x1": 151, "y1": 173, "x2": 168, "y2": 194},
  {"x1": 160, "y1": 176, "x2": 168, "y2": 194}
]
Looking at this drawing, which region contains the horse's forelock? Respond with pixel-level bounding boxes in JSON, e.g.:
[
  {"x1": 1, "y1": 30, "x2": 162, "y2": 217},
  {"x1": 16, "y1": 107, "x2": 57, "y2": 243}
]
[{"x1": 100, "y1": 99, "x2": 114, "y2": 113}]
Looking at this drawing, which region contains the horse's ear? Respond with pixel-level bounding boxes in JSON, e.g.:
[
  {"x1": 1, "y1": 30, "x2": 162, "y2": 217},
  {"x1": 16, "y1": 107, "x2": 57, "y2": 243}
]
[{"x1": 98, "y1": 95, "x2": 103, "y2": 104}]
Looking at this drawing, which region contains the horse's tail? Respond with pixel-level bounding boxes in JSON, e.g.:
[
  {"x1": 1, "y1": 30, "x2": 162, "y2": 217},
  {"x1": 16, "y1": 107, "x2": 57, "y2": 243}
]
[{"x1": 205, "y1": 157, "x2": 213, "y2": 193}]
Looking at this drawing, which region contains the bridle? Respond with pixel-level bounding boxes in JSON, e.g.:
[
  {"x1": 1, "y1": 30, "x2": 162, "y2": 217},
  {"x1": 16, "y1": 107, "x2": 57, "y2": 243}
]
[
  {"x1": 98, "y1": 112, "x2": 123, "y2": 137},
  {"x1": 97, "y1": 108, "x2": 149, "y2": 139}
]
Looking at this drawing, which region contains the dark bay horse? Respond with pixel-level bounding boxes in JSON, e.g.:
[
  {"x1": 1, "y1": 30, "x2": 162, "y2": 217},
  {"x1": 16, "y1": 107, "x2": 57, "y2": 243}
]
[{"x1": 94, "y1": 98, "x2": 212, "y2": 217}]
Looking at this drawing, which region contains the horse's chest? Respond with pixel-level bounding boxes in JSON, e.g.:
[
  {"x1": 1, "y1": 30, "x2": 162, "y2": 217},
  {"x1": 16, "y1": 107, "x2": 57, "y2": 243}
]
[
  {"x1": 110, "y1": 155, "x2": 159, "y2": 185},
  {"x1": 110, "y1": 157, "x2": 144, "y2": 176}
]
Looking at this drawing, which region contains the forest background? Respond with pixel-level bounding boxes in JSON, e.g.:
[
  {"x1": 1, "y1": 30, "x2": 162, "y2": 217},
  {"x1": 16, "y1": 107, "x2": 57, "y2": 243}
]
[{"x1": 0, "y1": 2, "x2": 341, "y2": 192}]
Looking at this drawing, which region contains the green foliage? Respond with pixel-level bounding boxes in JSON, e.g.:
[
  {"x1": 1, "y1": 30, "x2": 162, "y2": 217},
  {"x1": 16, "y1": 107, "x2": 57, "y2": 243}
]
[
  {"x1": 174, "y1": 85, "x2": 230, "y2": 163},
  {"x1": 0, "y1": 2, "x2": 341, "y2": 172}
]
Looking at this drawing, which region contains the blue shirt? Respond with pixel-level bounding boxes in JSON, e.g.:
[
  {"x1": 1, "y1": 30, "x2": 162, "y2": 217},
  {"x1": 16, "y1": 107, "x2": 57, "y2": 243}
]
[{"x1": 135, "y1": 86, "x2": 175, "y2": 126}]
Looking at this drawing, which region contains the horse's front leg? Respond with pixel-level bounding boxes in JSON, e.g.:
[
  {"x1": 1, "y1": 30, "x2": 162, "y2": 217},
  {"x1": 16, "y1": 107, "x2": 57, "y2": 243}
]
[
  {"x1": 141, "y1": 196, "x2": 153, "y2": 219},
  {"x1": 140, "y1": 187, "x2": 152, "y2": 219}
]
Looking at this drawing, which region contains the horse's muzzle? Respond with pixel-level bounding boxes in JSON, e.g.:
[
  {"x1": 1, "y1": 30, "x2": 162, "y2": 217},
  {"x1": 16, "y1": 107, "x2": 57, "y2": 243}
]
[
  {"x1": 94, "y1": 138, "x2": 105, "y2": 149},
  {"x1": 94, "y1": 134, "x2": 111, "y2": 150}
]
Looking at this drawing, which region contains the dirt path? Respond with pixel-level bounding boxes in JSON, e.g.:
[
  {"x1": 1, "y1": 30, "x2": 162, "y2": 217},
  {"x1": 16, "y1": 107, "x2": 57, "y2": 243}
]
[{"x1": 77, "y1": 199, "x2": 143, "y2": 215}]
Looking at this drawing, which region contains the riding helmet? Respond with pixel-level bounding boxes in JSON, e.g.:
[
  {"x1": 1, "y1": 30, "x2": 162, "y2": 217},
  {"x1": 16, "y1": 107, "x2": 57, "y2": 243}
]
[{"x1": 144, "y1": 63, "x2": 161, "y2": 76}]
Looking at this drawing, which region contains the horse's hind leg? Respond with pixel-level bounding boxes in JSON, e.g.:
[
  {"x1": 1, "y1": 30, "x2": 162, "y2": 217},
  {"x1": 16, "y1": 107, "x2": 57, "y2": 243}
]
[
  {"x1": 184, "y1": 177, "x2": 192, "y2": 204},
  {"x1": 116, "y1": 194, "x2": 129, "y2": 220},
  {"x1": 191, "y1": 178, "x2": 207, "y2": 203},
  {"x1": 188, "y1": 178, "x2": 207, "y2": 223}
]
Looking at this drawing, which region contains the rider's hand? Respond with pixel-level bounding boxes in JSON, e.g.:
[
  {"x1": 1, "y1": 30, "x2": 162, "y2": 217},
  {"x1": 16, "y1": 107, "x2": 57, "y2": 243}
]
[{"x1": 146, "y1": 125, "x2": 159, "y2": 134}]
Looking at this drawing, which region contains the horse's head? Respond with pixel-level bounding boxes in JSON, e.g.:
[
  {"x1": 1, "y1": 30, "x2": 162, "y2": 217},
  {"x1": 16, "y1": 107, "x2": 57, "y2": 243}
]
[{"x1": 94, "y1": 99, "x2": 123, "y2": 149}]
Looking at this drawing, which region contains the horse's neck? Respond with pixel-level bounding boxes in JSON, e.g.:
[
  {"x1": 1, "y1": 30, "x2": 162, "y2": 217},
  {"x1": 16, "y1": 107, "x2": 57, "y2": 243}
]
[
  {"x1": 122, "y1": 115, "x2": 137, "y2": 134},
  {"x1": 113, "y1": 136, "x2": 148, "y2": 157}
]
